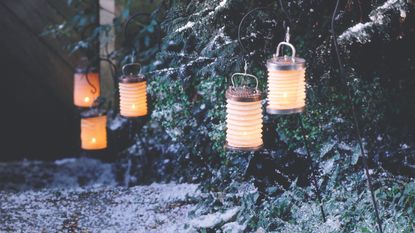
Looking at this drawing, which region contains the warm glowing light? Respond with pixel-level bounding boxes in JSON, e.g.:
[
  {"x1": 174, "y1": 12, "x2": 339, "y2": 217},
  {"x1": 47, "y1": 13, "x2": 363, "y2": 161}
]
[
  {"x1": 74, "y1": 72, "x2": 100, "y2": 108},
  {"x1": 266, "y1": 42, "x2": 306, "y2": 115},
  {"x1": 226, "y1": 99, "x2": 263, "y2": 149},
  {"x1": 119, "y1": 74, "x2": 148, "y2": 118},
  {"x1": 81, "y1": 115, "x2": 107, "y2": 150},
  {"x1": 225, "y1": 73, "x2": 263, "y2": 151}
]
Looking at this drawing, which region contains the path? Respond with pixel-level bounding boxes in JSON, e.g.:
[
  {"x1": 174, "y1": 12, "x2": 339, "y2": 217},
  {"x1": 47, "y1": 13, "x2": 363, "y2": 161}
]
[{"x1": 0, "y1": 158, "x2": 200, "y2": 232}]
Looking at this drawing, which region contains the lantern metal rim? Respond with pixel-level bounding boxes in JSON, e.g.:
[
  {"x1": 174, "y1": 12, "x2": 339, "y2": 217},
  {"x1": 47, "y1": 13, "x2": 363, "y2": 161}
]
[
  {"x1": 119, "y1": 74, "x2": 146, "y2": 83},
  {"x1": 75, "y1": 67, "x2": 98, "y2": 74},
  {"x1": 120, "y1": 114, "x2": 147, "y2": 119},
  {"x1": 267, "y1": 56, "x2": 306, "y2": 71},
  {"x1": 226, "y1": 88, "x2": 262, "y2": 102},
  {"x1": 82, "y1": 147, "x2": 107, "y2": 151},
  {"x1": 266, "y1": 107, "x2": 305, "y2": 115},
  {"x1": 225, "y1": 143, "x2": 263, "y2": 152},
  {"x1": 80, "y1": 109, "x2": 107, "y2": 119}
]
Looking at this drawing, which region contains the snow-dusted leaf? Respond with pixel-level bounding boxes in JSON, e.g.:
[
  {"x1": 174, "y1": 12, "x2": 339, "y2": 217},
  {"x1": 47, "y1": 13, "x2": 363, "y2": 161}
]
[
  {"x1": 351, "y1": 145, "x2": 361, "y2": 165},
  {"x1": 320, "y1": 140, "x2": 336, "y2": 158}
]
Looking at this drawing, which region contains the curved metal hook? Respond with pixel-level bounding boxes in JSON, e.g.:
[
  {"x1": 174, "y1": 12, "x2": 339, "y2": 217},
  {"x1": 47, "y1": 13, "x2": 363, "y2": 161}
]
[
  {"x1": 85, "y1": 71, "x2": 98, "y2": 95},
  {"x1": 124, "y1": 12, "x2": 151, "y2": 40},
  {"x1": 123, "y1": 12, "x2": 163, "y2": 61},
  {"x1": 231, "y1": 73, "x2": 259, "y2": 90},
  {"x1": 237, "y1": 5, "x2": 276, "y2": 55},
  {"x1": 122, "y1": 63, "x2": 141, "y2": 76},
  {"x1": 99, "y1": 57, "x2": 117, "y2": 74},
  {"x1": 275, "y1": 41, "x2": 296, "y2": 59}
]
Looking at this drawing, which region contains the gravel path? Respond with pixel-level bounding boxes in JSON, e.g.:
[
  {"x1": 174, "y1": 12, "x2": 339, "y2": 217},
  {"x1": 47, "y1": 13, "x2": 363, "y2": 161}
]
[{"x1": 0, "y1": 159, "x2": 200, "y2": 233}]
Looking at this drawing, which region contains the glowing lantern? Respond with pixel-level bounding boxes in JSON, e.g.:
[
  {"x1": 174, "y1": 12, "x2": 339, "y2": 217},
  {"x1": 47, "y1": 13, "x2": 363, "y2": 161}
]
[
  {"x1": 118, "y1": 63, "x2": 148, "y2": 117},
  {"x1": 74, "y1": 66, "x2": 100, "y2": 108},
  {"x1": 266, "y1": 42, "x2": 306, "y2": 115},
  {"x1": 226, "y1": 73, "x2": 263, "y2": 151},
  {"x1": 80, "y1": 111, "x2": 107, "y2": 150}
]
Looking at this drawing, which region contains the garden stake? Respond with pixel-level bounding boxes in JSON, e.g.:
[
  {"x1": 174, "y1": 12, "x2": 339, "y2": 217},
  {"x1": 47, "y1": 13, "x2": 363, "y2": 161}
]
[
  {"x1": 298, "y1": 114, "x2": 326, "y2": 222},
  {"x1": 331, "y1": 0, "x2": 383, "y2": 232}
]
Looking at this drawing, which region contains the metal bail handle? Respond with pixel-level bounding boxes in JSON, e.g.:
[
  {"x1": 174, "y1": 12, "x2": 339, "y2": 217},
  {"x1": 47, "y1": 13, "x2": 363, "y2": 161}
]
[
  {"x1": 122, "y1": 63, "x2": 142, "y2": 76},
  {"x1": 275, "y1": 42, "x2": 296, "y2": 61},
  {"x1": 231, "y1": 73, "x2": 259, "y2": 90}
]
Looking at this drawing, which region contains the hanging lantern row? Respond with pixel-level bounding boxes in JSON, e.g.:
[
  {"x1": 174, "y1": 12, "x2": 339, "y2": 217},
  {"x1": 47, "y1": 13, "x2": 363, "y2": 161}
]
[
  {"x1": 73, "y1": 66, "x2": 100, "y2": 108},
  {"x1": 80, "y1": 110, "x2": 107, "y2": 150},
  {"x1": 72, "y1": 27, "x2": 305, "y2": 152},
  {"x1": 118, "y1": 63, "x2": 148, "y2": 118},
  {"x1": 73, "y1": 61, "x2": 149, "y2": 151},
  {"x1": 226, "y1": 72, "x2": 263, "y2": 151}
]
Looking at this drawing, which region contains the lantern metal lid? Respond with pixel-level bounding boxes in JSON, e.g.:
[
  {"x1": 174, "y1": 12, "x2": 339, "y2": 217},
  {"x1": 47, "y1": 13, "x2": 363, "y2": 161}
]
[
  {"x1": 118, "y1": 63, "x2": 146, "y2": 83},
  {"x1": 226, "y1": 87, "x2": 261, "y2": 102},
  {"x1": 75, "y1": 66, "x2": 98, "y2": 74},
  {"x1": 267, "y1": 42, "x2": 305, "y2": 71},
  {"x1": 75, "y1": 57, "x2": 98, "y2": 74},
  {"x1": 80, "y1": 108, "x2": 106, "y2": 119},
  {"x1": 226, "y1": 72, "x2": 262, "y2": 102}
]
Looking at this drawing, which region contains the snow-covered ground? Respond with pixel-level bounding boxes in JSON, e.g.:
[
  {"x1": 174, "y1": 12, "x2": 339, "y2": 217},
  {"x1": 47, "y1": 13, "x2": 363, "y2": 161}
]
[{"x1": 0, "y1": 158, "x2": 202, "y2": 232}]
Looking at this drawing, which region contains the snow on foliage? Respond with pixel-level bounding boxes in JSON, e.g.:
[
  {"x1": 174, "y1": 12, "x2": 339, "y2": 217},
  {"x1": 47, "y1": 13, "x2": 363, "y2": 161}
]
[
  {"x1": 215, "y1": 0, "x2": 228, "y2": 12},
  {"x1": 338, "y1": 0, "x2": 406, "y2": 44},
  {"x1": 175, "y1": 21, "x2": 195, "y2": 33},
  {"x1": 189, "y1": 207, "x2": 240, "y2": 229}
]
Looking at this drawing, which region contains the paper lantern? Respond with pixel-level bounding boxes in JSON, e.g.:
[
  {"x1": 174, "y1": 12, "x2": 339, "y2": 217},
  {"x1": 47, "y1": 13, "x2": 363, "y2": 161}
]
[
  {"x1": 80, "y1": 111, "x2": 107, "y2": 150},
  {"x1": 74, "y1": 67, "x2": 100, "y2": 108},
  {"x1": 119, "y1": 63, "x2": 148, "y2": 117},
  {"x1": 226, "y1": 73, "x2": 263, "y2": 151},
  {"x1": 266, "y1": 42, "x2": 306, "y2": 115}
]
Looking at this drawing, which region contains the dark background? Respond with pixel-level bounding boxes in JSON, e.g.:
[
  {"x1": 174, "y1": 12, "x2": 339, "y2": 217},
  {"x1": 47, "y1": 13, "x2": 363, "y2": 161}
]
[{"x1": 0, "y1": 1, "x2": 81, "y2": 161}]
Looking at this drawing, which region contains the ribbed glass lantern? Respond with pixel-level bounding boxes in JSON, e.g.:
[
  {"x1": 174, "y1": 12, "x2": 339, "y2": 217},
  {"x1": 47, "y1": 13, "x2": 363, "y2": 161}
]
[
  {"x1": 226, "y1": 73, "x2": 263, "y2": 151},
  {"x1": 118, "y1": 63, "x2": 148, "y2": 117},
  {"x1": 74, "y1": 66, "x2": 100, "y2": 108},
  {"x1": 266, "y1": 42, "x2": 306, "y2": 115},
  {"x1": 80, "y1": 110, "x2": 107, "y2": 150}
]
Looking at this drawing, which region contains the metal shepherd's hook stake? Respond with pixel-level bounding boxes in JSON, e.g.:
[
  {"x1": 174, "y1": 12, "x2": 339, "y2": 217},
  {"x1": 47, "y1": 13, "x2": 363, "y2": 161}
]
[
  {"x1": 285, "y1": 26, "x2": 290, "y2": 43},
  {"x1": 331, "y1": 0, "x2": 383, "y2": 232}
]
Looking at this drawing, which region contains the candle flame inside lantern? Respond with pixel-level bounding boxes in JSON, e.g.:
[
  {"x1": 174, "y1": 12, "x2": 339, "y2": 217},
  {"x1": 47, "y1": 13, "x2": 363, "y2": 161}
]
[
  {"x1": 74, "y1": 72, "x2": 100, "y2": 108},
  {"x1": 81, "y1": 115, "x2": 107, "y2": 150}
]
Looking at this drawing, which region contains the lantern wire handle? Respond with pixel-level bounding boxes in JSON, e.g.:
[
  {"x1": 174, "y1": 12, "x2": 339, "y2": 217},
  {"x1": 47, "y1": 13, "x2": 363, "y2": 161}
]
[
  {"x1": 122, "y1": 63, "x2": 142, "y2": 76},
  {"x1": 231, "y1": 73, "x2": 259, "y2": 90},
  {"x1": 331, "y1": 0, "x2": 383, "y2": 232},
  {"x1": 275, "y1": 41, "x2": 296, "y2": 59}
]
